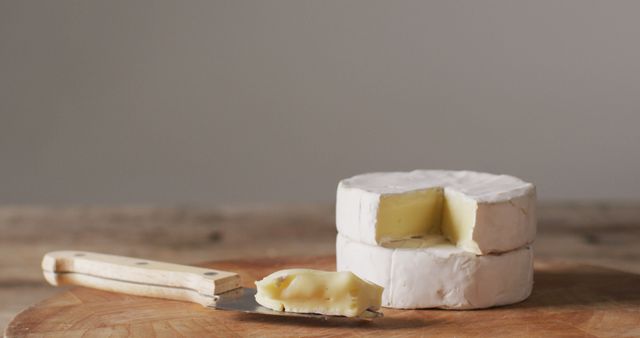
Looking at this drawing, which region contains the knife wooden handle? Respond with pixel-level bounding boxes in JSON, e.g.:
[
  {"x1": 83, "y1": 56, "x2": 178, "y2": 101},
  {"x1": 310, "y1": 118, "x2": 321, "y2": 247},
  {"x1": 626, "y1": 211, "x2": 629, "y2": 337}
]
[{"x1": 42, "y1": 251, "x2": 241, "y2": 306}]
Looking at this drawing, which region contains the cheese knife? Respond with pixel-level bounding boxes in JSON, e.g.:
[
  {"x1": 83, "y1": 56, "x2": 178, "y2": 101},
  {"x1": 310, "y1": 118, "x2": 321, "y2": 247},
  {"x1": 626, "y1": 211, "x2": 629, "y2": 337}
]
[{"x1": 42, "y1": 251, "x2": 382, "y2": 320}]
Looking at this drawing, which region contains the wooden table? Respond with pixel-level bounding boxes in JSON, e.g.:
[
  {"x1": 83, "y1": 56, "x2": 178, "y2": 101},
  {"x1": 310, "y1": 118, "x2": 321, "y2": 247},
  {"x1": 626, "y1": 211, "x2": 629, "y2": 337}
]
[{"x1": 1, "y1": 203, "x2": 640, "y2": 332}]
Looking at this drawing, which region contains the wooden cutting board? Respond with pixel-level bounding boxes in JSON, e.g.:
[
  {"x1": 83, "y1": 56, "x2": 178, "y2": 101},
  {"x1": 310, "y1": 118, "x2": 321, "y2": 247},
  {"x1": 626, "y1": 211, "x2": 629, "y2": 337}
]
[{"x1": 5, "y1": 256, "x2": 640, "y2": 338}]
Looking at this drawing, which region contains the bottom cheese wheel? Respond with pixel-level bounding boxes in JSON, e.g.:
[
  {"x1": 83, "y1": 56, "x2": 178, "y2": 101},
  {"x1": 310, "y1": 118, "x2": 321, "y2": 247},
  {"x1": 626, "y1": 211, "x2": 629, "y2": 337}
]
[{"x1": 336, "y1": 234, "x2": 533, "y2": 309}]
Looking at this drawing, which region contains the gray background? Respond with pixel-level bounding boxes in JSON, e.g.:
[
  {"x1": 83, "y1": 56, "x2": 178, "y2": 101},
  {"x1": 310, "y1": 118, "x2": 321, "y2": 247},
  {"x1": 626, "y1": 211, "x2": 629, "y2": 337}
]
[{"x1": 2, "y1": 1, "x2": 639, "y2": 205}]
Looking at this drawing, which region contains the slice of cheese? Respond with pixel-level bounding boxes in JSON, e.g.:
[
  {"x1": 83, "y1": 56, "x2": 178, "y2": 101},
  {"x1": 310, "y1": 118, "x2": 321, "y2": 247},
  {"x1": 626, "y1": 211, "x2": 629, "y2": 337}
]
[
  {"x1": 336, "y1": 233, "x2": 533, "y2": 309},
  {"x1": 336, "y1": 170, "x2": 536, "y2": 254},
  {"x1": 254, "y1": 269, "x2": 383, "y2": 317}
]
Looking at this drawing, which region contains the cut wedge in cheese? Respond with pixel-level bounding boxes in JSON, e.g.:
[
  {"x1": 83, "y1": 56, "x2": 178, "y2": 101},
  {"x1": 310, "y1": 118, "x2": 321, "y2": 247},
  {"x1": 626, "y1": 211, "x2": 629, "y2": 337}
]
[
  {"x1": 376, "y1": 188, "x2": 444, "y2": 242},
  {"x1": 336, "y1": 170, "x2": 536, "y2": 254},
  {"x1": 336, "y1": 234, "x2": 533, "y2": 309},
  {"x1": 254, "y1": 269, "x2": 383, "y2": 317}
]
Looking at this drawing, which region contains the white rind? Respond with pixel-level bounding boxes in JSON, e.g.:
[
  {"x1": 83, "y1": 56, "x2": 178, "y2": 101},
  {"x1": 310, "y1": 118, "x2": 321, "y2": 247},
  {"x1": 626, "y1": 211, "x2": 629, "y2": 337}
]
[
  {"x1": 338, "y1": 170, "x2": 533, "y2": 202},
  {"x1": 336, "y1": 170, "x2": 537, "y2": 254},
  {"x1": 336, "y1": 234, "x2": 534, "y2": 309}
]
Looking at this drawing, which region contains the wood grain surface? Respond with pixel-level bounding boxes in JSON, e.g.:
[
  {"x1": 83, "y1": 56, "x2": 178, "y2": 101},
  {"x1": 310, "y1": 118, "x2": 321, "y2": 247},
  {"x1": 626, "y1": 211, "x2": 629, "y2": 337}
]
[
  {"x1": 6, "y1": 256, "x2": 640, "y2": 338},
  {"x1": 1, "y1": 203, "x2": 640, "y2": 331}
]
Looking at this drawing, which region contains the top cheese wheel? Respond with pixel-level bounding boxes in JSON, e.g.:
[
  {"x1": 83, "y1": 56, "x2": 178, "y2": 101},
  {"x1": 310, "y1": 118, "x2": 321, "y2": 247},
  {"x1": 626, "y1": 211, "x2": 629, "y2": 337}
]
[{"x1": 336, "y1": 170, "x2": 536, "y2": 254}]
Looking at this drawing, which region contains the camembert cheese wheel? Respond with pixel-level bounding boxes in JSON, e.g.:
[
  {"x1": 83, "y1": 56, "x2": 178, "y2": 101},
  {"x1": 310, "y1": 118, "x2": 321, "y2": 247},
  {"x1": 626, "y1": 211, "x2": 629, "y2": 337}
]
[
  {"x1": 336, "y1": 170, "x2": 536, "y2": 254},
  {"x1": 336, "y1": 233, "x2": 534, "y2": 309}
]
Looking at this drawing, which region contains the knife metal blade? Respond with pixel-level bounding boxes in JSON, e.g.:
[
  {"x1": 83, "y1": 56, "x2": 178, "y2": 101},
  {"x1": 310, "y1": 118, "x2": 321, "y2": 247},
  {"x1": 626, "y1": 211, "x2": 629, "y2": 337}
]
[{"x1": 213, "y1": 287, "x2": 382, "y2": 319}]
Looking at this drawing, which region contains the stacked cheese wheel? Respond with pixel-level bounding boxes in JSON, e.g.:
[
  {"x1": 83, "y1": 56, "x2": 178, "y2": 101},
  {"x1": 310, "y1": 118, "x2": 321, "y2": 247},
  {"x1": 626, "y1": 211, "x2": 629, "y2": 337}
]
[{"x1": 335, "y1": 170, "x2": 536, "y2": 309}]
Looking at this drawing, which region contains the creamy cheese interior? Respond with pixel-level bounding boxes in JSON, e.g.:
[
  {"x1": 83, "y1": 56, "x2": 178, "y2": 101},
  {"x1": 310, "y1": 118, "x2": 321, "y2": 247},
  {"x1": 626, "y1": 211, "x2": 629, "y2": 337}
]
[
  {"x1": 254, "y1": 269, "x2": 383, "y2": 317},
  {"x1": 375, "y1": 188, "x2": 478, "y2": 249},
  {"x1": 441, "y1": 190, "x2": 480, "y2": 253},
  {"x1": 375, "y1": 188, "x2": 443, "y2": 243}
]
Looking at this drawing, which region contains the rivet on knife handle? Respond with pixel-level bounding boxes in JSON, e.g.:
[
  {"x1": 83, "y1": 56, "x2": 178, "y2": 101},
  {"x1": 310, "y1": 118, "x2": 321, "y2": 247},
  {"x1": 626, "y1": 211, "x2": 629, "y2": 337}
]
[{"x1": 41, "y1": 251, "x2": 241, "y2": 306}]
